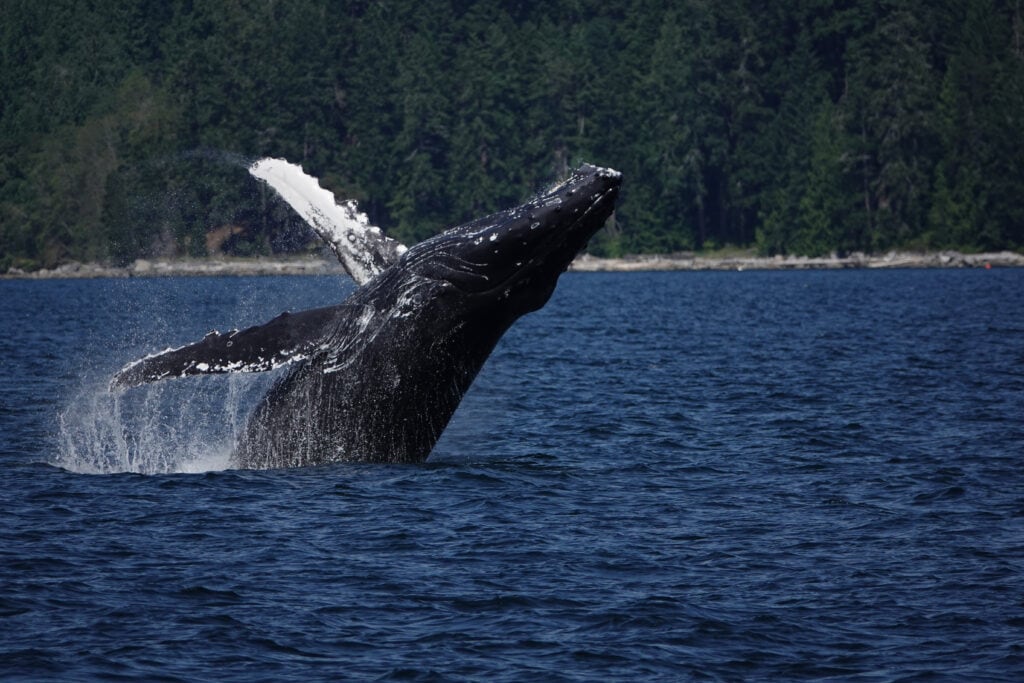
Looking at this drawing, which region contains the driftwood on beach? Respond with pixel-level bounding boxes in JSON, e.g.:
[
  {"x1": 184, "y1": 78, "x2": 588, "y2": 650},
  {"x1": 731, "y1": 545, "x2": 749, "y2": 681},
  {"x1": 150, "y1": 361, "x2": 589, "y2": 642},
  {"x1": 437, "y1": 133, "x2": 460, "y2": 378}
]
[{"x1": 4, "y1": 250, "x2": 1024, "y2": 280}]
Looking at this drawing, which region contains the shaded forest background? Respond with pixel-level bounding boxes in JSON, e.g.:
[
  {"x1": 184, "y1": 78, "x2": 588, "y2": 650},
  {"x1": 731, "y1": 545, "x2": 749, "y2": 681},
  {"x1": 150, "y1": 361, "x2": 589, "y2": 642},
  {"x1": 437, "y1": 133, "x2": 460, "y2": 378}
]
[{"x1": 1, "y1": 0, "x2": 1022, "y2": 271}]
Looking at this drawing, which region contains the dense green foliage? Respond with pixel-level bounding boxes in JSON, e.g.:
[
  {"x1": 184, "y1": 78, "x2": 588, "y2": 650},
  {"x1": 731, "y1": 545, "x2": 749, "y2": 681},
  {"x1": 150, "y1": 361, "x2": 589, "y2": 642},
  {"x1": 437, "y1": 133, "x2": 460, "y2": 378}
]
[{"x1": 2, "y1": 0, "x2": 1022, "y2": 269}]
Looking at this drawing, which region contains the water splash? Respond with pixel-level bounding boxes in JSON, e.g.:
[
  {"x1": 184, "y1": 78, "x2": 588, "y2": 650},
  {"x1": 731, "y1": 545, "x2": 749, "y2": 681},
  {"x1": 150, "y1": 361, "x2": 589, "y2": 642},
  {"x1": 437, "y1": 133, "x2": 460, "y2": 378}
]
[
  {"x1": 55, "y1": 366, "x2": 278, "y2": 475},
  {"x1": 51, "y1": 150, "x2": 365, "y2": 475}
]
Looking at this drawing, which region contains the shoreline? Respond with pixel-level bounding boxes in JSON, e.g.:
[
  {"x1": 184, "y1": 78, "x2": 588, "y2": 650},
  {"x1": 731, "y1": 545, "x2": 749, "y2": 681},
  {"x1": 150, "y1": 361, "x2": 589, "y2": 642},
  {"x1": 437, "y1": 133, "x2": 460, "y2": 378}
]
[
  {"x1": 569, "y1": 250, "x2": 1024, "y2": 272},
  {"x1": 3, "y1": 250, "x2": 1023, "y2": 280}
]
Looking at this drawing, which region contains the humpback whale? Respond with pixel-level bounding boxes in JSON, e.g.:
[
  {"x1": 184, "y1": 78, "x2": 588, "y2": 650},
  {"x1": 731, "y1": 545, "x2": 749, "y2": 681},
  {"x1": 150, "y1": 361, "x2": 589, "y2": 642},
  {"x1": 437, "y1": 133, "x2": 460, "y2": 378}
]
[{"x1": 111, "y1": 160, "x2": 622, "y2": 468}]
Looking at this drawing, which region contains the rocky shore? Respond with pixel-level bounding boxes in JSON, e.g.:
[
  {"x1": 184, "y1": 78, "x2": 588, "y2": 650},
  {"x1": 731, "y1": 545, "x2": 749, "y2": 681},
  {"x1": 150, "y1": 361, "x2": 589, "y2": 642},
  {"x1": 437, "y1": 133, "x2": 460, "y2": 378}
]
[
  {"x1": 2, "y1": 257, "x2": 346, "y2": 280},
  {"x1": 569, "y1": 250, "x2": 1024, "y2": 272},
  {"x1": 4, "y1": 250, "x2": 1023, "y2": 280}
]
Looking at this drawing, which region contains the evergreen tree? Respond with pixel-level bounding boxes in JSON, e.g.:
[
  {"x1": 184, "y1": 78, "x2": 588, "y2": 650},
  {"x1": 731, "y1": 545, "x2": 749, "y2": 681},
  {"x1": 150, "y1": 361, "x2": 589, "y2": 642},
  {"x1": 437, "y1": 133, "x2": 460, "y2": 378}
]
[
  {"x1": 385, "y1": 1, "x2": 456, "y2": 242},
  {"x1": 756, "y1": 26, "x2": 829, "y2": 255},
  {"x1": 1, "y1": 0, "x2": 1022, "y2": 270},
  {"x1": 843, "y1": 1, "x2": 939, "y2": 250},
  {"x1": 449, "y1": 2, "x2": 523, "y2": 219},
  {"x1": 794, "y1": 99, "x2": 861, "y2": 255}
]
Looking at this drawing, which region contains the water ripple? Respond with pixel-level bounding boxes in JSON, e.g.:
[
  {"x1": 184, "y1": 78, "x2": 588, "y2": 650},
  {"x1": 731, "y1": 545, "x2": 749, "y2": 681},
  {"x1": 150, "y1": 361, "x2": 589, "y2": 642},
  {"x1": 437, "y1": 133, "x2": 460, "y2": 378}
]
[{"x1": 1, "y1": 271, "x2": 1023, "y2": 680}]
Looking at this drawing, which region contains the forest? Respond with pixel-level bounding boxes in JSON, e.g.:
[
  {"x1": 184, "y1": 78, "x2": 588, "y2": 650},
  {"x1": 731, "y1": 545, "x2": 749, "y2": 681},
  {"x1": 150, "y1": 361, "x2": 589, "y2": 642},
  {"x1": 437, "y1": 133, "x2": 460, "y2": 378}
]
[{"x1": 1, "y1": 0, "x2": 1022, "y2": 271}]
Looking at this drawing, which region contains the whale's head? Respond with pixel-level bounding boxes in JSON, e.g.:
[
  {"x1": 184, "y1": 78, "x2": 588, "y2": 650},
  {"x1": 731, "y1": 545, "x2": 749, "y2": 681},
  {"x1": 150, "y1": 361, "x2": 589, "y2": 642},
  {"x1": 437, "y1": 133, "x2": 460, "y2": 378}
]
[{"x1": 401, "y1": 164, "x2": 622, "y2": 319}]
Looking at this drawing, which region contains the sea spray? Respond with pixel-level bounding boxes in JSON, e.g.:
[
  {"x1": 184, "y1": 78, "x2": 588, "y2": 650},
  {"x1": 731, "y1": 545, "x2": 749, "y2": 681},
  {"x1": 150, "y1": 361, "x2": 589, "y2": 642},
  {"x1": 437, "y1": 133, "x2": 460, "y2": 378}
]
[
  {"x1": 54, "y1": 271, "x2": 300, "y2": 475},
  {"x1": 56, "y1": 372, "x2": 278, "y2": 475},
  {"x1": 52, "y1": 154, "x2": 377, "y2": 474}
]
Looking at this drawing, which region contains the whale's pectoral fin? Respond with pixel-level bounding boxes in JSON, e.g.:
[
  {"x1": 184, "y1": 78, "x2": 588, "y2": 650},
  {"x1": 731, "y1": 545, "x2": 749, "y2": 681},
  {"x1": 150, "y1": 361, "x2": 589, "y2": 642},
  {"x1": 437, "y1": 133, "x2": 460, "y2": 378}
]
[
  {"x1": 249, "y1": 158, "x2": 407, "y2": 285},
  {"x1": 110, "y1": 304, "x2": 343, "y2": 390}
]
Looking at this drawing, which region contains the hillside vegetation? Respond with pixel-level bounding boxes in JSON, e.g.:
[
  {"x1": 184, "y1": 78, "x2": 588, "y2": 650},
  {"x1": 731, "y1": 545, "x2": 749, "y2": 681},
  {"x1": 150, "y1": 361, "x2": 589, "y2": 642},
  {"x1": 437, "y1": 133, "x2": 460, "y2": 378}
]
[{"x1": 2, "y1": 0, "x2": 1022, "y2": 270}]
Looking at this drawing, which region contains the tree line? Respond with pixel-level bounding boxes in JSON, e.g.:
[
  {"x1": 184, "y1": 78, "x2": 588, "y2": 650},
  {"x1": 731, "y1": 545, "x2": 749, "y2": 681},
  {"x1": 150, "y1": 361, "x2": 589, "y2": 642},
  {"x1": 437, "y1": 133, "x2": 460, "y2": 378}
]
[{"x1": 1, "y1": 0, "x2": 1022, "y2": 271}]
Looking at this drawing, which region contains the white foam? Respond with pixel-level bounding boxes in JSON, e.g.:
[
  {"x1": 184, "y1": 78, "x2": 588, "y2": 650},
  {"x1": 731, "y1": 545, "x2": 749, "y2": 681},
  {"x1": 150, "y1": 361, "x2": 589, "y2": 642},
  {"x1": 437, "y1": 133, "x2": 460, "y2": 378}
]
[{"x1": 175, "y1": 446, "x2": 234, "y2": 474}]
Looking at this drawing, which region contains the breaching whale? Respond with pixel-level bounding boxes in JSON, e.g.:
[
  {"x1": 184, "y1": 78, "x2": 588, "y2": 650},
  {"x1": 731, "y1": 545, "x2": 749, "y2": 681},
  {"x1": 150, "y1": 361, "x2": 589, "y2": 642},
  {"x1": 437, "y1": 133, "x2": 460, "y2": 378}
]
[{"x1": 111, "y1": 160, "x2": 622, "y2": 468}]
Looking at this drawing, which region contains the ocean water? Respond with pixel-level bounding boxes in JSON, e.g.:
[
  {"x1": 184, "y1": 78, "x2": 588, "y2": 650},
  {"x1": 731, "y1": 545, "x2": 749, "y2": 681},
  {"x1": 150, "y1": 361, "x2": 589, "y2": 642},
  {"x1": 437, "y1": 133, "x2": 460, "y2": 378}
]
[{"x1": 1, "y1": 269, "x2": 1022, "y2": 681}]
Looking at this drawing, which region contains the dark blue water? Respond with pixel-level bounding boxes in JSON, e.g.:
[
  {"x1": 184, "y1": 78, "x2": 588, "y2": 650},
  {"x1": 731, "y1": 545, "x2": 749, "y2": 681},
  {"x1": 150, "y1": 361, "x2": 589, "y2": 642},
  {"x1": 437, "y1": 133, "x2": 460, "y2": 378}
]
[{"x1": 2, "y1": 270, "x2": 1022, "y2": 681}]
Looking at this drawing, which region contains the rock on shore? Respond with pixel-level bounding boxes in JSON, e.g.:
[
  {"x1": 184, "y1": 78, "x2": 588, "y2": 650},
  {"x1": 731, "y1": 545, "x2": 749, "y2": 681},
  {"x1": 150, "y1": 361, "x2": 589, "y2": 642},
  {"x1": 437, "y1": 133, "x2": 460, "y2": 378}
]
[
  {"x1": 4, "y1": 250, "x2": 1023, "y2": 280},
  {"x1": 569, "y1": 250, "x2": 1024, "y2": 272},
  {"x1": 3, "y1": 257, "x2": 346, "y2": 280}
]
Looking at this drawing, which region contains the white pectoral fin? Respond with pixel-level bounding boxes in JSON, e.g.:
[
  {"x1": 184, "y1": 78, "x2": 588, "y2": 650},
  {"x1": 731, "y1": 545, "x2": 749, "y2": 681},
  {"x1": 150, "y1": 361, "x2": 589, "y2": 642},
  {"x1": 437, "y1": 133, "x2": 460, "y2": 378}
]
[
  {"x1": 109, "y1": 305, "x2": 343, "y2": 391},
  {"x1": 248, "y1": 157, "x2": 407, "y2": 284}
]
